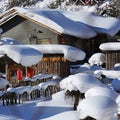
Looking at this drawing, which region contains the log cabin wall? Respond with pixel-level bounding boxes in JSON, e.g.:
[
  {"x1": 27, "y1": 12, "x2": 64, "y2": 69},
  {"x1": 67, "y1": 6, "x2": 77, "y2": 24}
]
[
  {"x1": 57, "y1": 34, "x2": 77, "y2": 47},
  {"x1": 0, "y1": 56, "x2": 24, "y2": 87},
  {"x1": 34, "y1": 54, "x2": 70, "y2": 78},
  {"x1": 103, "y1": 51, "x2": 120, "y2": 69},
  {"x1": 0, "y1": 54, "x2": 70, "y2": 87}
]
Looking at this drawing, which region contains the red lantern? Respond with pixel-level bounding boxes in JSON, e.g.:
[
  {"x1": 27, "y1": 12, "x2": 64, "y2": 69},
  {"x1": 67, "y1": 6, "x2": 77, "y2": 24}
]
[
  {"x1": 27, "y1": 67, "x2": 34, "y2": 78},
  {"x1": 17, "y1": 68, "x2": 23, "y2": 80}
]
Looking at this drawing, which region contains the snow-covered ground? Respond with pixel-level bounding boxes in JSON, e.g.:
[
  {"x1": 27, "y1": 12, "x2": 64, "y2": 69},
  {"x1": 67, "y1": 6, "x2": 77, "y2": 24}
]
[
  {"x1": 0, "y1": 0, "x2": 120, "y2": 120},
  {"x1": 0, "y1": 86, "x2": 119, "y2": 120},
  {"x1": 0, "y1": 91, "x2": 75, "y2": 120},
  {"x1": 0, "y1": 62, "x2": 120, "y2": 120}
]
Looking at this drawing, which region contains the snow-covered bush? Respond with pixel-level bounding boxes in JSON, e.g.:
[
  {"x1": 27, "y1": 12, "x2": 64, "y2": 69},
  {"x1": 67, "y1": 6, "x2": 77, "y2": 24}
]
[
  {"x1": 60, "y1": 73, "x2": 104, "y2": 110},
  {"x1": 60, "y1": 73, "x2": 104, "y2": 93},
  {"x1": 77, "y1": 95, "x2": 118, "y2": 120},
  {"x1": 88, "y1": 53, "x2": 106, "y2": 66}
]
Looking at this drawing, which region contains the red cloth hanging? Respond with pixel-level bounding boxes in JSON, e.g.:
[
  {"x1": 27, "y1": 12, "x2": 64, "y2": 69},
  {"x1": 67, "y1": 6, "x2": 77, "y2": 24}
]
[
  {"x1": 27, "y1": 67, "x2": 34, "y2": 78},
  {"x1": 16, "y1": 68, "x2": 23, "y2": 80}
]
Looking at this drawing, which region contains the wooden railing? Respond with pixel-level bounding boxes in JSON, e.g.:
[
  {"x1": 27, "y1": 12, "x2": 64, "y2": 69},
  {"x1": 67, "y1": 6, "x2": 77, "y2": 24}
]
[{"x1": 1, "y1": 85, "x2": 60, "y2": 106}]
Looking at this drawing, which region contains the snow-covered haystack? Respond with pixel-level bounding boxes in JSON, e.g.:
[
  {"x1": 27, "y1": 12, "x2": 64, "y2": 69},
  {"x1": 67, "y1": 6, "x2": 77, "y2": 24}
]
[
  {"x1": 85, "y1": 86, "x2": 118, "y2": 100},
  {"x1": 60, "y1": 73, "x2": 104, "y2": 93},
  {"x1": 77, "y1": 96, "x2": 118, "y2": 120},
  {"x1": 88, "y1": 53, "x2": 106, "y2": 66}
]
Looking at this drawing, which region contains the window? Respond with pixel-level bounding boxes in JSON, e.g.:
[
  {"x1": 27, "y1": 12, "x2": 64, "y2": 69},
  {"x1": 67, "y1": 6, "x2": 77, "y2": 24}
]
[{"x1": 36, "y1": 38, "x2": 51, "y2": 44}]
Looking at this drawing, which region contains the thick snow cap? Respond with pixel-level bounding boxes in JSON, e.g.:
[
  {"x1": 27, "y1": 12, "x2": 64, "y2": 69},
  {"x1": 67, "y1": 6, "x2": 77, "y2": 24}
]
[
  {"x1": 0, "y1": 38, "x2": 85, "y2": 65},
  {"x1": 60, "y1": 73, "x2": 104, "y2": 93},
  {"x1": 0, "y1": 45, "x2": 43, "y2": 66},
  {"x1": 77, "y1": 96, "x2": 118, "y2": 120},
  {"x1": 28, "y1": 44, "x2": 86, "y2": 62},
  {"x1": 85, "y1": 86, "x2": 118, "y2": 100},
  {"x1": 1, "y1": 7, "x2": 120, "y2": 38},
  {"x1": 100, "y1": 42, "x2": 120, "y2": 51},
  {"x1": 88, "y1": 53, "x2": 106, "y2": 65}
]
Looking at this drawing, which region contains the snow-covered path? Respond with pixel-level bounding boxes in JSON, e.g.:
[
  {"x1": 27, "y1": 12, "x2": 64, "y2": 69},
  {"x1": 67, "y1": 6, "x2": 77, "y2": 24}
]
[{"x1": 0, "y1": 92, "x2": 74, "y2": 120}]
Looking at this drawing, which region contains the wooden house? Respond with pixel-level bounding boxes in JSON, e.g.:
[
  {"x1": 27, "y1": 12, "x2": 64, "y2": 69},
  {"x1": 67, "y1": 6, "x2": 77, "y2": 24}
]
[
  {"x1": 2, "y1": 54, "x2": 70, "y2": 87},
  {"x1": 0, "y1": 7, "x2": 120, "y2": 83},
  {"x1": 0, "y1": 53, "x2": 69, "y2": 86},
  {"x1": 1, "y1": 7, "x2": 119, "y2": 60},
  {"x1": 0, "y1": 43, "x2": 85, "y2": 86}
]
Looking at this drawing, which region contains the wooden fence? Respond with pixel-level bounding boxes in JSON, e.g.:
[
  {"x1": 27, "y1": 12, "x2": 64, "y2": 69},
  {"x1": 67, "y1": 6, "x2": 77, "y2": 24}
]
[{"x1": 1, "y1": 85, "x2": 60, "y2": 106}]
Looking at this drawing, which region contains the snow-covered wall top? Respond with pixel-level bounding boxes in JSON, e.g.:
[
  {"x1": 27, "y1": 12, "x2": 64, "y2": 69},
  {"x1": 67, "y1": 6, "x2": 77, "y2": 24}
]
[
  {"x1": 1, "y1": 7, "x2": 120, "y2": 38},
  {"x1": 100, "y1": 42, "x2": 120, "y2": 51}
]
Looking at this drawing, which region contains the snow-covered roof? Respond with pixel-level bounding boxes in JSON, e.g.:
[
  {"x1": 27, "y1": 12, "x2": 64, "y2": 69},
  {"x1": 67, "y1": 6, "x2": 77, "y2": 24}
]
[
  {"x1": 0, "y1": 38, "x2": 85, "y2": 66},
  {"x1": 0, "y1": 44, "x2": 43, "y2": 66},
  {"x1": 1, "y1": 7, "x2": 120, "y2": 38},
  {"x1": 100, "y1": 42, "x2": 120, "y2": 51},
  {"x1": 27, "y1": 44, "x2": 86, "y2": 62}
]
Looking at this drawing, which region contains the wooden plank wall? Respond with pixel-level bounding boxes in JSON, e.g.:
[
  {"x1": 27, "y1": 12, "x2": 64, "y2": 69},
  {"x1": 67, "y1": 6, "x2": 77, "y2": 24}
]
[
  {"x1": 7, "y1": 54, "x2": 70, "y2": 87},
  {"x1": 34, "y1": 54, "x2": 70, "y2": 77},
  {"x1": 105, "y1": 51, "x2": 120, "y2": 69}
]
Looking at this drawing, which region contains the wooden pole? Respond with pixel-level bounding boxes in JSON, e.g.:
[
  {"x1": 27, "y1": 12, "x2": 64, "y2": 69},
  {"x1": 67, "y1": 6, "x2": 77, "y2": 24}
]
[
  {"x1": 26, "y1": 66, "x2": 28, "y2": 77},
  {"x1": 5, "y1": 63, "x2": 9, "y2": 80}
]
